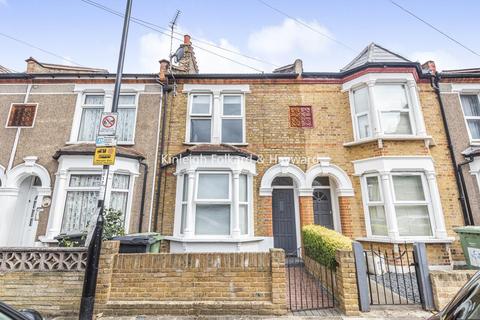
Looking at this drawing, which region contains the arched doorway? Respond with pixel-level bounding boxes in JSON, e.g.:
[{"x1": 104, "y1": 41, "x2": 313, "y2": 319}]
[{"x1": 271, "y1": 176, "x2": 299, "y2": 255}]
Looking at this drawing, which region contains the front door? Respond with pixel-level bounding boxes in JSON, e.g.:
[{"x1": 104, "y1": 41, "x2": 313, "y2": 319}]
[
  {"x1": 13, "y1": 176, "x2": 41, "y2": 246},
  {"x1": 313, "y1": 189, "x2": 334, "y2": 229},
  {"x1": 272, "y1": 189, "x2": 297, "y2": 255}
]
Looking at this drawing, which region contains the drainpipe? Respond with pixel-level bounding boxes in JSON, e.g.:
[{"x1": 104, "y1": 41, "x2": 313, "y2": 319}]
[
  {"x1": 138, "y1": 161, "x2": 148, "y2": 233},
  {"x1": 428, "y1": 64, "x2": 474, "y2": 225},
  {"x1": 7, "y1": 83, "x2": 33, "y2": 171}
]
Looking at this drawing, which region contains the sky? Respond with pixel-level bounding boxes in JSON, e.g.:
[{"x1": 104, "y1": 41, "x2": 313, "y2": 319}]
[{"x1": 0, "y1": 0, "x2": 479, "y2": 74}]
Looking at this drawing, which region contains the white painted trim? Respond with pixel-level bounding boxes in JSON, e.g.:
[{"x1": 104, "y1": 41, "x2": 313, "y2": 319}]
[
  {"x1": 182, "y1": 84, "x2": 250, "y2": 93},
  {"x1": 73, "y1": 83, "x2": 145, "y2": 93},
  {"x1": 352, "y1": 156, "x2": 436, "y2": 175},
  {"x1": 342, "y1": 73, "x2": 416, "y2": 92},
  {"x1": 305, "y1": 158, "x2": 354, "y2": 197}
]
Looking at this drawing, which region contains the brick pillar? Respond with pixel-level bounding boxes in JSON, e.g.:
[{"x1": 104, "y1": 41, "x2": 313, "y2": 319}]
[
  {"x1": 257, "y1": 196, "x2": 273, "y2": 237},
  {"x1": 335, "y1": 250, "x2": 360, "y2": 316},
  {"x1": 338, "y1": 197, "x2": 353, "y2": 237},
  {"x1": 269, "y1": 248, "x2": 288, "y2": 315},
  {"x1": 94, "y1": 241, "x2": 120, "y2": 308},
  {"x1": 299, "y1": 196, "x2": 314, "y2": 227}
]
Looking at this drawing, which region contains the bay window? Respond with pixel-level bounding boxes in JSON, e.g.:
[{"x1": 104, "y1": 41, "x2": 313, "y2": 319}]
[
  {"x1": 460, "y1": 94, "x2": 480, "y2": 142},
  {"x1": 365, "y1": 176, "x2": 387, "y2": 236},
  {"x1": 353, "y1": 87, "x2": 371, "y2": 139},
  {"x1": 110, "y1": 173, "x2": 131, "y2": 216}
]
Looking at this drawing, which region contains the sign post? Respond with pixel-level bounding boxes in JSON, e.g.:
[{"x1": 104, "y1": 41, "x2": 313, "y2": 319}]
[{"x1": 79, "y1": 0, "x2": 133, "y2": 319}]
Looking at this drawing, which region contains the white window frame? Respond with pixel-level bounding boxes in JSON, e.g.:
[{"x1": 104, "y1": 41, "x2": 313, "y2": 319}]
[
  {"x1": 459, "y1": 93, "x2": 480, "y2": 144},
  {"x1": 183, "y1": 85, "x2": 250, "y2": 145},
  {"x1": 186, "y1": 93, "x2": 213, "y2": 143},
  {"x1": 390, "y1": 172, "x2": 434, "y2": 238},
  {"x1": 352, "y1": 86, "x2": 372, "y2": 139},
  {"x1": 109, "y1": 172, "x2": 132, "y2": 220},
  {"x1": 193, "y1": 171, "x2": 232, "y2": 237},
  {"x1": 220, "y1": 94, "x2": 246, "y2": 144},
  {"x1": 375, "y1": 83, "x2": 416, "y2": 136},
  {"x1": 69, "y1": 88, "x2": 140, "y2": 145},
  {"x1": 362, "y1": 174, "x2": 387, "y2": 237},
  {"x1": 77, "y1": 94, "x2": 104, "y2": 143}
]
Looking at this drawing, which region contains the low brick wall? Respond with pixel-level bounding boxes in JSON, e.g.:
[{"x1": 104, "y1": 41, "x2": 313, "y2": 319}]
[
  {"x1": 430, "y1": 270, "x2": 477, "y2": 311},
  {"x1": 0, "y1": 247, "x2": 86, "y2": 317},
  {"x1": 95, "y1": 241, "x2": 287, "y2": 316}
]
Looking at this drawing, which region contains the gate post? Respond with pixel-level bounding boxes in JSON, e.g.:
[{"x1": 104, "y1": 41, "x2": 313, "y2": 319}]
[
  {"x1": 413, "y1": 242, "x2": 435, "y2": 311},
  {"x1": 352, "y1": 242, "x2": 370, "y2": 312}
]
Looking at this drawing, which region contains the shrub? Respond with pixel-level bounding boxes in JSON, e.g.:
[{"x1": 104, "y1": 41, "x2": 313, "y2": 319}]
[
  {"x1": 102, "y1": 208, "x2": 125, "y2": 241},
  {"x1": 302, "y1": 224, "x2": 352, "y2": 269}
]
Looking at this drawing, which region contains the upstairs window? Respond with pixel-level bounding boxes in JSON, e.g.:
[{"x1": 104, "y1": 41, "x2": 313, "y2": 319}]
[
  {"x1": 460, "y1": 94, "x2": 480, "y2": 142},
  {"x1": 187, "y1": 93, "x2": 245, "y2": 144},
  {"x1": 353, "y1": 87, "x2": 371, "y2": 139},
  {"x1": 75, "y1": 93, "x2": 138, "y2": 144},
  {"x1": 78, "y1": 95, "x2": 104, "y2": 142},
  {"x1": 375, "y1": 84, "x2": 413, "y2": 135}
]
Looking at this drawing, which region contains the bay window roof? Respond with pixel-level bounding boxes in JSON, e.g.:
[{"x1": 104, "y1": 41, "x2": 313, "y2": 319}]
[
  {"x1": 341, "y1": 43, "x2": 412, "y2": 72},
  {"x1": 174, "y1": 144, "x2": 258, "y2": 161},
  {"x1": 53, "y1": 144, "x2": 145, "y2": 160}
]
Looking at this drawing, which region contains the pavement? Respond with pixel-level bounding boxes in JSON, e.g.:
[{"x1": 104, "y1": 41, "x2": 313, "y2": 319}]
[{"x1": 87, "y1": 305, "x2": 434, "y2": 320}]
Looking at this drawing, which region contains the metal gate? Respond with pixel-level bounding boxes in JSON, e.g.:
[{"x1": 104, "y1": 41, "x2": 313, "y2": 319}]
[
  {"x1": 286, "y1": 248, "x2": 336, "y2": 312},
  {"x1": 364, "y1": 244, "x2": 422, "y2": 305}
]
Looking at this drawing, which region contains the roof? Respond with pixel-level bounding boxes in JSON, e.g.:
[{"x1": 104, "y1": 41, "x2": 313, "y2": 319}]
[
  {"x1": 53, "y1": 144, "x2": 145, "y2": 160},
  {"x1": 26, "y1": 57, "x2": 108, "y2": 74},
  {"x1": 443, "y1": 68, "x2": 480, "y2": 74},
  {"x1": 341, "y1": 43, "x2": 412, "y2": 72},
  {"x1": 173, "y1": 144, "x2": 258, "y2": 161},
  {"x1": 0, "y1": 65, "x2": 12, "y2": 73}
]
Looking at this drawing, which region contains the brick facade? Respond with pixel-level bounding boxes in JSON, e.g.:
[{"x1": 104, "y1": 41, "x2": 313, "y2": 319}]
[{"x1": 430, "y1": 270, "x2": 477, "y2": 310}]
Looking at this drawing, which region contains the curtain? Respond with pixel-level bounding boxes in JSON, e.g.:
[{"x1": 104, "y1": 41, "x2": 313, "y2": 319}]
[
  {"x1": 197, "y1": 174, "x2": 229, "y2": 199},
  {"x1": 357, "y1": 114, "x2": 370, "y2": 138},
  {"x1": 78, "y1": 107, "x2": 102, "y2": 141},
  {"x1": 62, "y1": 175, "x2": 101, "y2": 234},
  {"x1": 85, "y1": 95, "x2": 104, "y2": 105},
  {"x1": 223, "y1": 96, "x2": 241, "y2": 115},
  {"x1": 117, "y1": 108, "x2": 136, "y2": 142},
  {"x1": 396, "y1": 205, "x2": 432, "y2": 236},
  {"x1": 375, "y1": 84, "x2": 408, "y2": 110},
  {"x1": 110, "y1": 174, "x2": 130, "y2": 215},
  {"x1": 369, "y1": 206, "x2": 387, "y2": 236},
  {"x1": 468, "y1": 120, "x2": 480, "y2": 140},
  {"x1": 366, "y1": 176, "x2": 381, "y2": 201},
  {"x1": 393, "y1": 176, "x2": 425, "y2": 201},
  {"x1": 380, "y1": 112, "x2": 412, "y2": 134},
  {"x1": 461, "y1": 95, "x2": 480, "y2": 117},
  {"x1": 353, "y1": 87, "x2": 369, "y2": 113},
  {"x1": 195, "y1": 204, "x2": 230, "y2": 235}
]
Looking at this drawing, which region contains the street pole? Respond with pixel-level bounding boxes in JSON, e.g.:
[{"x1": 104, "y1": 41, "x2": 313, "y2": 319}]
[{"x1": 79, "y1": 1, "x2": 133, "y2": 319}]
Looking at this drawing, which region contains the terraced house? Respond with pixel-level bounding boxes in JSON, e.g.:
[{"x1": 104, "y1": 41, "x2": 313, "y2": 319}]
[
  {"x1": 0, "y1": 37, "x2": 466, "y2": 269},
  {"x1": 156, "y1": 39, "x2": 465, "y2": 267}
]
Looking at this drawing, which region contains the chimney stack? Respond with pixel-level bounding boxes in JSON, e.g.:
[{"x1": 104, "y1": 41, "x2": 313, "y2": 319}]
[
  {"x1": 184, "y1": 34, "x2": 191, "y2": 45},
  {"x1": 422, "y1": 60, "x2": 437, "y2": 75},
  {"x1": 159, "y1": 59, "x2": 170, "y2": 81}
]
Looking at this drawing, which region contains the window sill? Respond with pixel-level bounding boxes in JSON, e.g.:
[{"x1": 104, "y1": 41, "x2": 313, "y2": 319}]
[
  {"x1": 165, "y1": 236, "x2": 266, "y2": 243},
  {"x1": 344, "y1": 135, "x2": 435, "y2": 148},
  {"x1": 355, "y1": 236, "x2": 455, "y2": 244}
]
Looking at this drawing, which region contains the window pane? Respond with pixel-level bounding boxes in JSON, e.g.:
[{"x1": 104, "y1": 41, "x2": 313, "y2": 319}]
[
  {"x1": 190, "y1": 119, "x2": 211, "y2": 142},
  {"x1": 467, "y1": 119, "x2": 480, "y2": 140},
  {"x1": 112, "y1": 174, "x2": 129, "y2": 189},
  {"x1": 381, "y1": 112, "x2": 412, "y2": 134},
  {"x1": 69, "y1": 175, "x2": 101, "y2": 187},
  {"x1": 191, "y1": 95, "x2": 211, "y2": 114},
  {"x1": 117, "y1": 108, "x2": 136, "y2": 142},
  {"x1": 357, "y1": 114, "x2": 371, "y2": 138},
  {"x1": 313, "y1": 176, "x2": 330, "y2": 187},
  {"x1": 221, "y1": 119, "x2": 243, "y2": 143},
  {"x1": 195, "y1": 204, "x2": 230, "y2": 235},
  {"x1": 396, "y1": 205, "x2": 432, "y2": 236},
  {"x1": 393, "y1": 176, "x2": 425, "y2": 201},
  {"x1": 110, "y1": 192, "x2": 128, "y2": 215},
  {"x1": 84, "y1": 95, "x2": 104, "y2": 105},
  {"x1": 78, "y1": 107, "x2": 102, "y2": 141},
  {"x1": 240, "y1": 204, "x2": 248, "y2": 235},
  {"x1": 180, "y1": 204, "x2": 187, "y2": 234},
  {"x1": 197, "y1": 173, "x2": 229, "y2": 199},
  {"x1": 272, "y1": 176, "x2": 293, "y2": 186},
  {"x1": 375, "y1": 84, "x2": 409, "y2": 111},
  {"x1": 239, "y1": 174, "x2": 247, "y2": 202},
  {"x1": 366, "y1": 176, "x2": 381, "y2": 201},
  {"x1": 62, "y1": 191, "x2": 98, "y2": 233},
  {"x1": 119, "y1": 95, "x2": 136, "y2": 105},
  {"x1": 223, "y1": 95, "x2": 242, "y2": 115},
  {"x1": 182, "y1": 175, "x2": 188, "y2": 201},
  {"x1": 353, "y1": 87, "x2": 369, "y2": 113},
  {"x1": 461, "y1": 95, "x2": 480, "y2": 117},
  {"x1": 369, "y1": 206, "x2": 387, "y2": 236}
]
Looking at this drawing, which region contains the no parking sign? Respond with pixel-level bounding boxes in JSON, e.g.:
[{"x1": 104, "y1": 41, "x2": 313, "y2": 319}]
[{"x1": 98, "y1": 112, "x2": 118, "y2": 136}]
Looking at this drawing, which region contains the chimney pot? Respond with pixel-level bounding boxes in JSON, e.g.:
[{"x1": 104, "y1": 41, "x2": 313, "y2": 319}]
[
  {"x1": 159, "y1": 59, "x2": 170, "y2": 81},
  {"x1": 184, "y1": 34, "x2": 191, "y2": 45},
  {"x1": 422, "y1": 60, "x2": 437, "y2": 75}
]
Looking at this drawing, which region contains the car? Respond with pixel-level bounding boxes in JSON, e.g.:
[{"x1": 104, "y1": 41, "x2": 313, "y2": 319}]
[
  {"x1": 429, "y1": 271, "x2": 480, "y2": 320},
  {"x1": 0, "y1": 302, "x2": 43, "y2": 320}
]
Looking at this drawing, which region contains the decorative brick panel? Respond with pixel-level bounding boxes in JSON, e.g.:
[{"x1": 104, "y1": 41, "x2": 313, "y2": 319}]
[{"x1": 289, "y1": 106, "x2": 313, "y2": 128}]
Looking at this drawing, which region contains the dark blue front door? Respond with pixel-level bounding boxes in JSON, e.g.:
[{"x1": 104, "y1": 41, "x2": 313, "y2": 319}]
[{"x1": 272, "y1": 189, "x2": 297, "y2": 255}]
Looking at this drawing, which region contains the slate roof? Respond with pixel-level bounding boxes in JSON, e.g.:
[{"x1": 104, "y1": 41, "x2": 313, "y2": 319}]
[
  {"x1": 341, "y1": 43, "x2": 412, "y2": 72},
  {"x1": 174, "y1": 144, "x2": 258, "y2": 160},
  {"x1": 53, "y1": 144, "x2": 145, "y2": 160}
]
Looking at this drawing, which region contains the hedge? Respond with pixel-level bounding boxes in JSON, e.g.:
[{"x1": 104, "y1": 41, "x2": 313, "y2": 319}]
[{"x1": 302, "y1": 224, "x2": 352, "y2": 269}]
